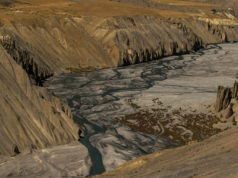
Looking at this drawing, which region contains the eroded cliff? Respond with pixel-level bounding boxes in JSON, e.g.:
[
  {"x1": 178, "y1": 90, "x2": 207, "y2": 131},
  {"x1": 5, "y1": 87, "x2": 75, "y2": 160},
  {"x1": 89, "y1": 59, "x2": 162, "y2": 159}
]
[
  {"x1": 0, "y1": 45, "x2": 79, "y2": 156},
  {"x1": 214, "y1": 82, "x2": 238, "y2": 123},
  {"x1": 0, "y1": 0, "x2": 238, "y2": 73}
]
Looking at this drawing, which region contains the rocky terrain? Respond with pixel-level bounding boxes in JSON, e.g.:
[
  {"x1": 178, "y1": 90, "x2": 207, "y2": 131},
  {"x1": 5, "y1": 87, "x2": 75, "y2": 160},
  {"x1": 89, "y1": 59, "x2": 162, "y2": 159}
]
[
  {"x1": 214, "y1": 81, "x2": 238, "y2": 126},
  {"x1": 0, "y1": 45, "x2": 79, "y2": 156},
  {"x1": 0, "y1": 0, "x2": 238, "y2": 74},
  {"x1": 2, "y1": 42, "x2": 238, "y2": 177},
  {"x1": 0, "y1": 143, "x2": 91, "y2": 177},
  {"x1": 0, "y1": 0, "x2": 238, "y2": 177}
]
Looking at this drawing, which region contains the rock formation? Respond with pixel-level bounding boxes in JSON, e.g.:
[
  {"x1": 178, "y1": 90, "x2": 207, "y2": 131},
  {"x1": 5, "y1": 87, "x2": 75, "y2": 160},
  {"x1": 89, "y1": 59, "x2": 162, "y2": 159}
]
[
  {"x1": 214, "y1": 81, "x2": 238, "y2": 121},
  {"x1": 0, "y1": 0, "x2": 238, "y2": 73},
  {"x1": 0, "y1": 31, "x2": 53, "y2": 86},
  {"x1": 0, "y1": 45, "x2": 79, "y2": 156},
  {"x1": 215, "y1": 85, "x2": 233, "y2": 112}
]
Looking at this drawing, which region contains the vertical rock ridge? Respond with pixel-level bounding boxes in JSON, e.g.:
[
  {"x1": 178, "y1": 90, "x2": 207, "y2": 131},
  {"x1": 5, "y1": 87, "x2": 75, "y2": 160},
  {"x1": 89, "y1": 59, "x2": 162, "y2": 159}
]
[
  {"x1": 0, "y1": 32, "x2": 53, "y2": 86},
  {"x1": 215, "y1": 81, "x2": 238, "y2": 114},
  {"x1": 0, "y1": 45, "x2": 79, "y2": 156}
]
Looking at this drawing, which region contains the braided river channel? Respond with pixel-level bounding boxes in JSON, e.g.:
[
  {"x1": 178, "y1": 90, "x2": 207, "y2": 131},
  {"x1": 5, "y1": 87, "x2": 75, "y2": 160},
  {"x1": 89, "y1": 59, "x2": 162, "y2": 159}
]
[{"x1": 45, "y1": 43, "x2": 238, "y2": 176}]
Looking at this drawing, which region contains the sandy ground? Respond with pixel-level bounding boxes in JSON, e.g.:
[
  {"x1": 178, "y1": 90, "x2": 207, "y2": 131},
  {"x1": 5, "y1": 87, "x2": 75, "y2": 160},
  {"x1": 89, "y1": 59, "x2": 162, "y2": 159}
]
[{"x1": 134, "y1": 43, "x2": 238, "y2": 111}]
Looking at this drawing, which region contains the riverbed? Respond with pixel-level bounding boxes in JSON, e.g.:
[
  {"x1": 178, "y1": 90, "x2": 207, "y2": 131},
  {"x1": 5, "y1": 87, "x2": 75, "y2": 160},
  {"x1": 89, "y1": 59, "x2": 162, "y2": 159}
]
[{"x1": 44, "y1": 43, "x2": 238, "y2": 175}]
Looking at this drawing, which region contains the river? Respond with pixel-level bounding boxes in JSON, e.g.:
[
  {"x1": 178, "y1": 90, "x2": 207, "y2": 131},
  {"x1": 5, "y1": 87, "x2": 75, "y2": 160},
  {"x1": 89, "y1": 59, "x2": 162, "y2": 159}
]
[{"x1": 45, "y1": 43, "x2": 238, "y2": 175}]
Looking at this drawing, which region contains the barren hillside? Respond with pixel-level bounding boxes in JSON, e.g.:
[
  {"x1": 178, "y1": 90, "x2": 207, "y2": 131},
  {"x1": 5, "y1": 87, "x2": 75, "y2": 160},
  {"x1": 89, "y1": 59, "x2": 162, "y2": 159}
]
[
  {"x1": 0, "y1": 45, "x2": 79, "y2": 155},
  {"x1": 0, "y1": 0, "x2": 237, "y2": 74}
]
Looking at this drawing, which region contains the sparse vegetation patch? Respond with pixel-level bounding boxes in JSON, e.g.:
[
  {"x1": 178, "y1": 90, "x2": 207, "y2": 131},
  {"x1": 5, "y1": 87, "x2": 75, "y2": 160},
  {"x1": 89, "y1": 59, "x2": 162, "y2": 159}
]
[{"x1": 116, "y1": 100, "x2": 222, "y2": 145}]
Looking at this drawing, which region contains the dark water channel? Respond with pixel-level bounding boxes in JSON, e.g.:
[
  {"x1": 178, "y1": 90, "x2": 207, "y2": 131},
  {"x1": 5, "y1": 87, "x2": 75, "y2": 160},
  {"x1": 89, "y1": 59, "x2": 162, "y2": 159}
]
[{"x1": 45, "y1": 43, "x2": 238, "y2": 176}]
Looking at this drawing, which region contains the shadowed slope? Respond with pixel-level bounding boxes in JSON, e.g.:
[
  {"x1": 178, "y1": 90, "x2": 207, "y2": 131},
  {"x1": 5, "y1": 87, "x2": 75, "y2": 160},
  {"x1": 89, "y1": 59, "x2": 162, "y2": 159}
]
[{"x1": 0, "y1": 45, "x2": 79, "y2": 155}]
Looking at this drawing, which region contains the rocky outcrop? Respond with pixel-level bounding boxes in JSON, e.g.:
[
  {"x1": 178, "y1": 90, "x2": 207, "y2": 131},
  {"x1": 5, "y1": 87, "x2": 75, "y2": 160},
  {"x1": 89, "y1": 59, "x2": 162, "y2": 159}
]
[
  {"x1": 232, "y1": 82, "x2": 238, "y2": 98},
  {"x1": 215, "y1": 82, "x2": 238, "y2": 111},
  {"x1": 0, "y1": 45, "x2": 79, "y2": 156},
  {"x1": 0, "y1": 32, "x2": 53, "y2": 86},
  {"x1": 215, "y1": 82, "x2": 238, "y2": 120},
  {"x1": 0, "y1": 144, "x2": 91, "y2": 177},
  {"x1": 0, "y1": 0, "x2": 238, "y2": 72},
  {"x1": 215, "y1": 86, "x2": 232, "y2": 112},
  {"x1": 79, "y1": 16, "x2": 238, "y2": 67}
]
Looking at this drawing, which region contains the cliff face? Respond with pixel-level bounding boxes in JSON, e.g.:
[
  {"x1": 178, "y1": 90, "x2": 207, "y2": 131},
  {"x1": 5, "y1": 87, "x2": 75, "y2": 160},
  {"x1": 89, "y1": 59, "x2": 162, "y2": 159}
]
[
  {"x1": 82, "y1": 16, "x2": 238, "y2": 66},
  {"x1": 0, "y1": 32, "x2": 53, "y2": 86},
  {"x1": 1, "y1": 16, "x2": 238, "y2": 72},
  {"x1": 215, "y1": 82, "x2": 238, "y2": 120},
  {"x1": 0, "y1": 0, "x2": 238, "y2": 74},
  {"x1": 0, "y1": 45, "x2": 79, "y2": 156}
]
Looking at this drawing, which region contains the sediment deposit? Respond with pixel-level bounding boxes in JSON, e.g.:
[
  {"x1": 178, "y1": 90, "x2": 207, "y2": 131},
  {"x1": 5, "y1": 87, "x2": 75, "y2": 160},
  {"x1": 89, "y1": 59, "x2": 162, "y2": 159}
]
[{"x1": 46, "y1": 43, "x2": 238, "y2": 173}]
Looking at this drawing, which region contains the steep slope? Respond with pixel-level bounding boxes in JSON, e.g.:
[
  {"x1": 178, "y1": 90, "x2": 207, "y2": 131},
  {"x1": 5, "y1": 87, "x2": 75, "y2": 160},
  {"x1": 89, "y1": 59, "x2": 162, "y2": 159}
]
[
  {"x1": 214, "y1": 82, "x2": 238, "y2": 123},
  {"x1": 0, "y1": 45, "x2": 79, "y2": 156},
  {"x1": 0, "y1": 0, "x2": 237, "y2": 73}
]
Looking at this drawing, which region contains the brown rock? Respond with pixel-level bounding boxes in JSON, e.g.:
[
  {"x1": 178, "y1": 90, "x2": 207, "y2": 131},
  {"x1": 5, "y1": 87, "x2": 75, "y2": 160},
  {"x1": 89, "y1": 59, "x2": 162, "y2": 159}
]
[
  {"x1": 0, "y1": 45, "x2": 79, "y2": 156},
  {"x1": 215, "y1": 86, "x2": 232, "y2": 112},
  {"x1": 232, "y1": 81, "x2": 238, "y2": 99},
  {"x1": 225, "y1": 104, "x2": 234, "y2": 119}
]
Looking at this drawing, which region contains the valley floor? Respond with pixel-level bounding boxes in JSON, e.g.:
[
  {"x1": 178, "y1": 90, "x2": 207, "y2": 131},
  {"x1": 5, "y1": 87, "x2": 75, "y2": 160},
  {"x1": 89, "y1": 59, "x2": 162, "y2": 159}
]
[
  {"x1": 48, "y1": 43, "x2": 238, "y2": 176},
  {"x1": 1, "y1": 43, "x2": 238, "y2": 178}
]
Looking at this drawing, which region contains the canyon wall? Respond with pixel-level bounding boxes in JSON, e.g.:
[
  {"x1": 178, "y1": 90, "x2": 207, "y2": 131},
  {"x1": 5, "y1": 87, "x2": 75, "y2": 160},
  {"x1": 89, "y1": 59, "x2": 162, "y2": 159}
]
[
  {"x1": 0, "y1": 45, "x2": 79, "y2": 156},
  {"x1": 215, "y1": 81, "x2": 238, "y2": 120},
  {"x1": 1, "y1": 15, "x2": 238, "y2": 74}
]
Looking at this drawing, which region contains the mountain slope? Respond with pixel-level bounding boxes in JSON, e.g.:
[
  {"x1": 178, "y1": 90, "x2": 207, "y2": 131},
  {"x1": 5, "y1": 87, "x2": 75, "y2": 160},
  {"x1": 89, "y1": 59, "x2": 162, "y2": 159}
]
[
  {"x1": 0, "y1": 45, "x2": 79, "y2": 155},
  {"x1": 0, "y1": 0, "x2": 238, "y2": 73}
]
